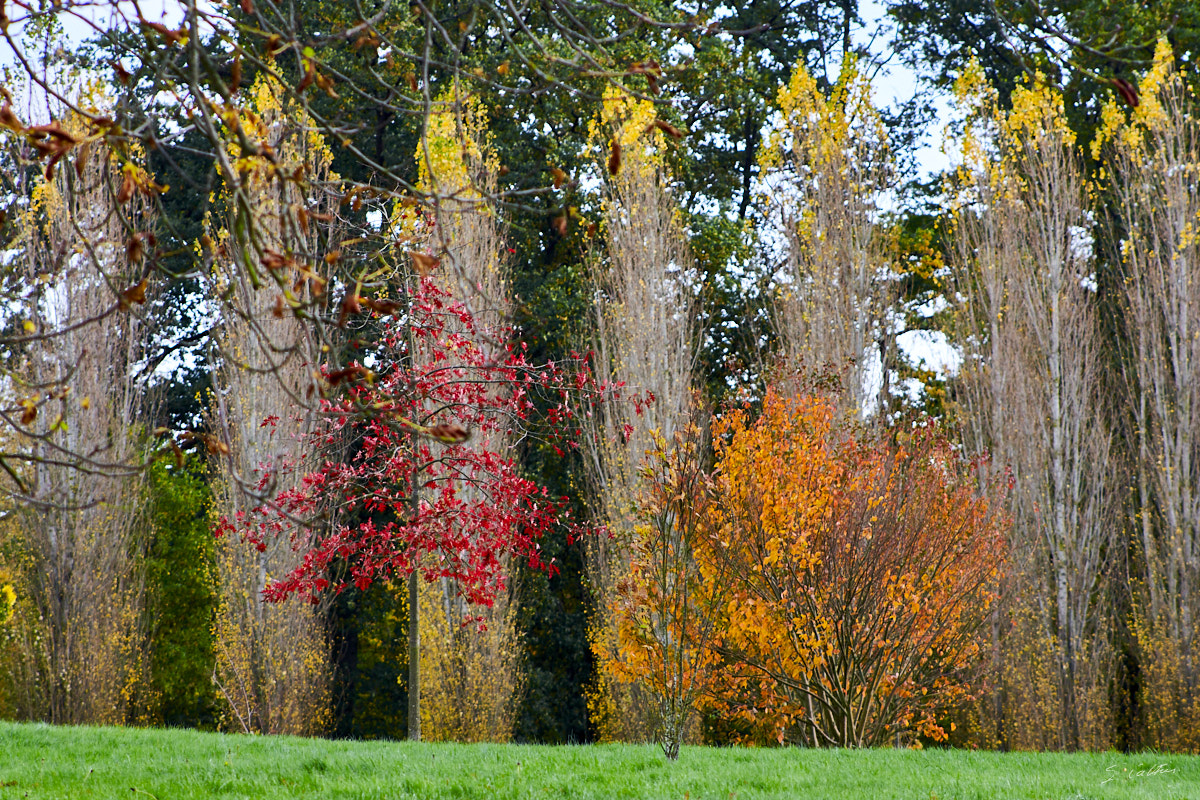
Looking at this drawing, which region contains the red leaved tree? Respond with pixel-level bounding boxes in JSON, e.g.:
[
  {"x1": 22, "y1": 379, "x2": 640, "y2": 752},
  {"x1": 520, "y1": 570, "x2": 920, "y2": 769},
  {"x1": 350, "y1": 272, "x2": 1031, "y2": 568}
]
[{"x1": 218, "y1": 271, "x2": 600, "y2": 739}]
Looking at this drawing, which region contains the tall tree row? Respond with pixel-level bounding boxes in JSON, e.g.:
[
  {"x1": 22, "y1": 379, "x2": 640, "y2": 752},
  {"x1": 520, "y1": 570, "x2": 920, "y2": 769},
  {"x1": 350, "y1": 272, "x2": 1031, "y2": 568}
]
[
  {"x1": 581, "y1": 90, "x2": 703, "y2": 743},
  {"x1": 949, "y1": 69, "x2": 1118, "y2": 749},
  {"x1": 1097, "y1": 43, "x2": 1200, "y2": 751},
  {"x1": 207, "y1": 76, "x2": 336, "y2": 735},
  {"x1": 411, "y1": 87, "x2": 523, "y2": 743},
  {"x1": 2, "y1": 103, "x2": 155, "y2": 724},
  {"x1": 8, "y1": 0, "x2": 1200, "y2": 752}
]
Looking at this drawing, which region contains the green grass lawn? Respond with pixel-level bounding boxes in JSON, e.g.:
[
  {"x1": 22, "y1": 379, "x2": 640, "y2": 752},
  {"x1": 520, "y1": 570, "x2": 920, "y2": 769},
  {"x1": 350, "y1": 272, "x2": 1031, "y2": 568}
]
[{"x1": 1, "y1": 721, "x2": 1198, "y2": 799}]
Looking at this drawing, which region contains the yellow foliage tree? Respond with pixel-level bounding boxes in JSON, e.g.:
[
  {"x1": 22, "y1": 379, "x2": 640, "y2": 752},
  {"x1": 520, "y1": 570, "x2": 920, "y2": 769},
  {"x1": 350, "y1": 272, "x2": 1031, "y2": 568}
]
[
  {"x1": 582, "y1": 88, "x2": 703, "y2": 743},
  {"x1": 758, "y1": 58, "x2": 894, "y2": 415},
  {"x1": 417, "y1": 577, "x2": 523, "y2": 742},
  {"x1": 408, "y1": 85, "x2": 522, "y2": 742},
  {"x1": 1094, "y1": 40, "x2": 1200, "y2": 753},
  {"x1": 209, "y1": 73, "x2": 336, "y2": 736}
]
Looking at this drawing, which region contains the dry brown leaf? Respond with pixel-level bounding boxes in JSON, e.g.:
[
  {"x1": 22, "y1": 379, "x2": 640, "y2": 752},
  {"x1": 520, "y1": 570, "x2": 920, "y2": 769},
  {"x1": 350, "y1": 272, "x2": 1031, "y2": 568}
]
[
  {"x1": 0, "y1": 104, "x2": 22, "y2": 133},
  {"x1": 338, "y1": 292, "x2": 362, "y2": 326},
  {"x1": 20, "y1": 399, "x2": 36, "y2": 426},
  {"x1": 260, "y1": 249, "x2": 291, "y2": 270},
  {"x1": 117, "y1": 171, "x2": 135, "y2": 203},
  {"x1": 126, "y1": 233, "x2": 146, "y2": 264},
  {"x1": 120, "y1": 278, "x2": 148, "y2": 309},
  {"x1": 409, "y1": 250, "x2": 440, "y2": 275},
  {"x1": 651, "y1": 119, "x2": 684, "y2": 139},
  {"x1": 428, "y1": 422, "x2": 470, "y2": 443},
  {"x1": 1113, "y1": 78, "x2": 1139, "y2": 108},
  {"x1": 608, "y1": 137, "x2": 622, "y2": 176}
]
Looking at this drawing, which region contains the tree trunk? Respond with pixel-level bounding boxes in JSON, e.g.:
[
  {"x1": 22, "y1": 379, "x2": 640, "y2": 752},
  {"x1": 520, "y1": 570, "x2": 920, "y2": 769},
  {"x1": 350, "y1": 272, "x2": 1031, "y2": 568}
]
[{"x1": 408, "y1": 569, "x2": 421, "y2": 741}]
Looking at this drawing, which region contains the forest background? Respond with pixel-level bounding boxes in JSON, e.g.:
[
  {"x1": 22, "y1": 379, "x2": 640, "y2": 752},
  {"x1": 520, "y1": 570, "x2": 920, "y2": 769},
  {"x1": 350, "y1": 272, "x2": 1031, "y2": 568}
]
[{"x1": 0, "y1": 0, "x2": 1198, "y2": 755}]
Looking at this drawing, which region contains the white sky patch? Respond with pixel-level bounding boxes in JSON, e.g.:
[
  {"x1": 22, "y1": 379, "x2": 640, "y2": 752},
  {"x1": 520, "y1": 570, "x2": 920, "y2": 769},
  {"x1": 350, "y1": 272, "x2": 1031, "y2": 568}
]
[
  {"x1": 861, "y1": 343, "x2": 883, "y2": 416},
  {"x1": 0, "y1": 1, "x2": 210, "y2": 125},
  {"x1": 575, "y1": 162, "x2": 604, "y2": 198},
  {"x1": 1069, "y1": 221, "x2": 1095, "y2": 261},
  {"x1": 860, "y1": 0, "x2": 954, "y2": 183},
  {"x1": 6, "y1": 1, "x2": 184, "y2": 57},
  {"x1": 898, "y1": 328, "x2": 961, "y2": 377},
  {"x1": 668, "y1": 40, "x2": 695, "y2": 63},
  {"x1": 910, "y1": 294, "x2": 949, "y2": 318},
  {"x1": 901, "y1": 376, "x2": 934, "y2": 405}
]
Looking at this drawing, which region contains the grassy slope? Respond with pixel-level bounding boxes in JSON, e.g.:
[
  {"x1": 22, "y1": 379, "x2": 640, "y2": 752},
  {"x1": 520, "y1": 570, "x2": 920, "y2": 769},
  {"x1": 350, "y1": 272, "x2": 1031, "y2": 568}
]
[{"x1": 2, "y1": 721, "x2": 1198, "y2": 799}]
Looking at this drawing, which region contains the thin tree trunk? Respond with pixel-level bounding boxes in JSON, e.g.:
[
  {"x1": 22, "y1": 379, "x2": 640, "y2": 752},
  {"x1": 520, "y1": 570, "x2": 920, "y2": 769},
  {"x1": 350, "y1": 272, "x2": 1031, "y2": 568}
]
[{"x1": 408, "y1": 568, "x2": 421, "y2": 741}]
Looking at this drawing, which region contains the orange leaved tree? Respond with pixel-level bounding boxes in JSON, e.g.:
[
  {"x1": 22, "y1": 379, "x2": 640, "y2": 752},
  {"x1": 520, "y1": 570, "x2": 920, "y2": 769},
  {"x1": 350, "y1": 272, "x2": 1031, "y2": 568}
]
[
  {"x1": 601, "y1": 416, "x2": 733, "y2": 760},
  {"x1": 702, "y1": 390, "x2": 1007, "y2": 747}
]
